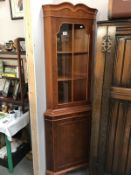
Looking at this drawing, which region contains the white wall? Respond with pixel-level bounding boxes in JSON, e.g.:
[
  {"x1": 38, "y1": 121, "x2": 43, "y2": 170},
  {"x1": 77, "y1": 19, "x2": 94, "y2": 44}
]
[
  {"x1": 26, "y1": 0, "x2": 53, "y2": 175},
  {"x1": 27, "y1": 0, "x2": 108, "y2": 175},
  {"x1": 0, "y1": 0, "x2": 24, "y2": 42},
  {"x1": 53, "y1": 0, "x2": 109, "y2": 20}
]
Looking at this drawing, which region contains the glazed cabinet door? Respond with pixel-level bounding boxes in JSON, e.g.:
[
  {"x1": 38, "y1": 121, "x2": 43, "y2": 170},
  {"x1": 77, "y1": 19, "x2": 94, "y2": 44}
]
[
  {"x1": 90, "y1": 24, "x2": 131, "y2": 175},
  {"x1": 57, "y1": 23, "x2": 90, "y2": 104}
]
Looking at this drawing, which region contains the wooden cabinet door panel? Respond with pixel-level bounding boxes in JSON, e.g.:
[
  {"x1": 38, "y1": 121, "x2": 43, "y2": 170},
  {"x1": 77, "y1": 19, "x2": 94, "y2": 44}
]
[
  {"x1": 90, "y1": 23, "x2": 131, "y2": 175},
  {"x1": 113, "y1": 36, "x2": 131, "y2": 87},
  {"x1": 107, "y1": 33, "x2": 131, "y2": 175},
  {"x1": 105, "y1": 101, "x2": 131, "y2": 174}
]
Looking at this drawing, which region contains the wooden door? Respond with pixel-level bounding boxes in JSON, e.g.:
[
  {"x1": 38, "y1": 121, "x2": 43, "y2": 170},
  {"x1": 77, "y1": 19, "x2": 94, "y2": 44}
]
[{"x1": 90, "y1": 22, "x2": 131, "y2": 175}]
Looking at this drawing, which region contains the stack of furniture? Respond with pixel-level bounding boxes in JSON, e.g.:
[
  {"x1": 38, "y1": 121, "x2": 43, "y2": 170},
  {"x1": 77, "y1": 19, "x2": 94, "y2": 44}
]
[
  {"x1": 0, "y1": 37, "x2": 30, "y2": 173},
  {"x1": 0, "y1": 38, "x2": 28, "y2": 112}
]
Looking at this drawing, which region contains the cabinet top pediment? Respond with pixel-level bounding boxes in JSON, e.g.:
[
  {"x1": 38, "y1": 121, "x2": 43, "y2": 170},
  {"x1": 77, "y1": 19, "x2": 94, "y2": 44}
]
[{"x1": 42, "y1": 2, "x2": 97, "y2": 19}]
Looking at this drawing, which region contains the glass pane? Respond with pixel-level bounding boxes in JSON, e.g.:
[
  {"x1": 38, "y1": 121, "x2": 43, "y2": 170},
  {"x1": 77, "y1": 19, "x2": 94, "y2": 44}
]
[
  {"x1": 57, "y1": 54, "x2": 72, "y2": 79},
  {"x1": 57, "y1": 24, "x2": 72, "y2": 52},
  {"x1": 73, "y1": 54, "x2": 88, "y2": 79},
  {"x1": 58, "y1": 81, "x2": 72, "y2": 103},
  {"x1": 73, "y1": 80, "x2": 87, "y2": 101},
  {"x1": 74, "y1": 24, "x2": 89, "y2": 52}
]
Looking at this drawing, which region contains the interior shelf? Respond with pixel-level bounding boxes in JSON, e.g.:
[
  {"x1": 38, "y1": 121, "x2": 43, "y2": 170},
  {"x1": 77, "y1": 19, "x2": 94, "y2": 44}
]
[
  {"x1": 57, "y1": 51, "x2": 72, "y2": 54},
  {"x1": 0, "y1": 57, "x2": 18, "y2": 60},
  {"x1": 73, "y1": 76, "x2": 87, "y2": 80},
  {"x1": 57, "y1": 51, "x2": 88, "y2": 55},
  {"x1": 74, "y1": 52, "x2": 88, "y2": 55},
  {"x1": 0, "y1": 76, "x2": 19, "y2": 80},
  {"x1": 58, "y1": 76, "x2": 72, "y2": 81},
  {"x1": 0, "y1": 52, "x2": 25, "y2": 61},
  {"x1": 57, "y1": 76, "x2": 87, "y2": 81},
  {"x1": 0, "y1": 51, "x2": 26, "y2": 55},
  {"x1": 0, "y1": 96, "x2": 22, "y2": 105}
]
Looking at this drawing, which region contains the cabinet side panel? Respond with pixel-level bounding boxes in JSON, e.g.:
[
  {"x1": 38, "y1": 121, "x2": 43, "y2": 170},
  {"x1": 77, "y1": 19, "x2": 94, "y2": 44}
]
[{"x1": 45, "y1": 120, "x2": 54, "y2": 170}]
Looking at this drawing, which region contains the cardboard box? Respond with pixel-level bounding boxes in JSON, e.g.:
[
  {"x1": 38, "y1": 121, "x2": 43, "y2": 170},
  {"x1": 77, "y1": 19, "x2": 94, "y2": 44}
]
[{"x1": 109, "y1": 0, "x2": 131, "y2": 19}]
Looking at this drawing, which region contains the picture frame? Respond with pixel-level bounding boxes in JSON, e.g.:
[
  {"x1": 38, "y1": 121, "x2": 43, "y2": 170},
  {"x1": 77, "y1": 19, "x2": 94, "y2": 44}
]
[
  {"x1": 4, "y1": 65, "x2": 17, "y2": 73},
  {"x1": 20, "y1": 40, "x2": 26, "y2": 52},
  {"x1": 9, "y1": 0, "x2": 24, "y2": 20},
  {"x1": 2, "y1": 79, "x2": 11, "y2": 97},
  {"x1": 0, "y1": 79, "x2": 6, "y2": 93},
  {"x1": 13, "y1": 80, "x2": 20, "y2": 100}
]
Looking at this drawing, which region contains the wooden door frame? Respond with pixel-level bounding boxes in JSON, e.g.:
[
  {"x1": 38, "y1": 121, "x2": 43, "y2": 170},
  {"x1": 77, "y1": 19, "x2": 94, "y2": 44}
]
[{"x1": 24, "y1": 1, "x2": 40, "y2": 175}]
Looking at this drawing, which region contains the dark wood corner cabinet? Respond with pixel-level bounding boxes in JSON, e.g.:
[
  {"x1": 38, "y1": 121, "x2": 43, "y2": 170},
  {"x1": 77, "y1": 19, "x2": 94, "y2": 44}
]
[
  {"x1": 42, "y1": 3, "x2": 97, "y2": 175},
  {"x1": 90, "y1": 20, "x2": 131, "y2": 175}
]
